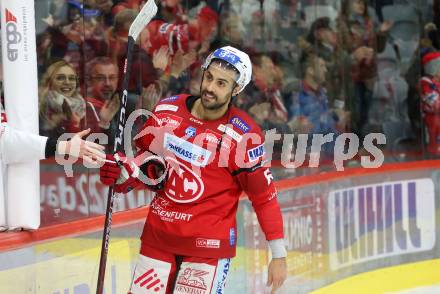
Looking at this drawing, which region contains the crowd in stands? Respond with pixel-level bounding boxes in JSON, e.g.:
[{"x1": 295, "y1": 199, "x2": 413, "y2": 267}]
[{"x1": 32, "y1": 0, "x2": 440, "y2": 161}]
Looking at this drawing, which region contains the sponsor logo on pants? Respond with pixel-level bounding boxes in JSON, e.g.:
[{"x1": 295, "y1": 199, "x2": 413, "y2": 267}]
[{"x1": 174, "y1": 264, "x2": 215, "y2": 294}]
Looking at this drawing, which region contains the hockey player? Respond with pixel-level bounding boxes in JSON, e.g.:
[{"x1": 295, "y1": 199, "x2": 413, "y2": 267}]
[
  {"x1": 1, "y1": 102, "x2": 105, "y2": 231},
  {"x1": 100, "y1": 46, "x2": 287, "y2": 293},
  {"x1": 420, "y1": 52, "x2": 440, "y2": 155}
]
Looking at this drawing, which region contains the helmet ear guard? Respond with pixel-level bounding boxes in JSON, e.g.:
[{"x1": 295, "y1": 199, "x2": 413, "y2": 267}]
[{"x1": 202, "y1": 46, "x2": 252, "y2": 94}]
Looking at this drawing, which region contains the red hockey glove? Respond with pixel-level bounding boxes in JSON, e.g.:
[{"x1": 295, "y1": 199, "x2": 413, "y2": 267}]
[
  {"x1": 100, "y1": 152, "x2": 140, "y2": 193},
  {"x1": 100, "y1": 152, "x2": 167, "y2": 193},
  {"x1": 138, "y1": 154, "x2": 167, "y2": 191}
]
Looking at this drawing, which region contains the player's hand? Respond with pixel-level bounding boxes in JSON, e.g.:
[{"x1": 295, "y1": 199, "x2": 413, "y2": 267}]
[
  {"x1": 267, "y1": 257, "x2": 287, "y2": 294},
  {"x1": 100, "y1": 152, "x2": 167, "y2": 193},
  {"x1": 57, "y1": 128, "x2": 106, "y2": 165},
  {"x1": 99, "y1": 93, "x2": 120, "y2": 126},
  {"x1": 100, "y1": 152, "x2": 140, "y2": 193}
]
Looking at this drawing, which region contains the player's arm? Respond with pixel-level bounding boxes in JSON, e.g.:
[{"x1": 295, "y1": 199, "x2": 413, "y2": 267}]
[
  {"x1": 1, "y1": 123, "x2": 104, "y2": 165},
  {"x1": 235, "y1": 164, "x2": 286, "y2": 255},
  {"x1": 231, "y1": 124, "x2": 287, "y2": 293}
]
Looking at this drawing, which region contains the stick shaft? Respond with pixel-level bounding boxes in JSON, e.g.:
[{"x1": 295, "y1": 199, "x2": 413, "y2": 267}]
[{"x1": 96, "y1": 36, "x2": 135, "y2": 294}]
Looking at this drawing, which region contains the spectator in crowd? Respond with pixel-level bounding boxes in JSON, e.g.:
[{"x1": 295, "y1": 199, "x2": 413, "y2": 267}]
[
  {"x1": 420, "y1": 52, "x2": 440, "y2": 156},
  {"x1": 85, "y1": 57, "x2": 120, "y2": 135},
  {"x1": 252, "y1": 54, "x2": 289, "y2": 126},
  {"x1": 41, "y1": 0, "x2": 107, "y2": 77},
  {"x1": 424, "y1": 0, "x2": 440, "y2": 51},
  {"x1": 301, "y1": 17, "x2": 352, "y2": 113},
  {"x1": 289, "y1": 54, "x2": 347, "y2": 143},
  {"x1": 39, "y1": 60, "x2": 86, "y2": 138},
  {"x1": 336, "y1": 0, "x2": 391, "y2": 136},
  {"x1": 60, "y1": 1, "x2": 90, "y2": 72},
  {"x1": 217, "y1": 11, "x2": 245, "y2": 48},
  {"x1": 93, "y1": 0, "x2": 116, "y2": 27},
  {"x1": 140, "y1": 0, "x2": 220, "y2": 57},
  {"x1": 238, "y1": 53, "x2": 289, "y2": 131}
]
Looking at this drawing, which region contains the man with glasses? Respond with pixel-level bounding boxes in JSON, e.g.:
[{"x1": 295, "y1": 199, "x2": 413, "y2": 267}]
[{"x1": 85, "y1": 57, "x2": 120, "y2": 144}]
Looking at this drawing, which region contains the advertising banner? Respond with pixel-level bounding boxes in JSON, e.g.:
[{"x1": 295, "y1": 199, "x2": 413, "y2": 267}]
[
  {"x1": 1, "y1": 0, "x2": 40, "y2": 229},
  {"x1": 39, "y1": 169, "x2": 153, "y2": 225},
  {"x1": 281, "y1": 195, "x2": 327, "y2": 278},
  {"x1": 328, "y1": 178, "x2": 436, "y2": 270}
]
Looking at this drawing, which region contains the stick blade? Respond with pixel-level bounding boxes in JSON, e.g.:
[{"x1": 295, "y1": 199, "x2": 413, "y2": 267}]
[{"x1": 128, "y1": 0, "x2": 158, "y2": 41}]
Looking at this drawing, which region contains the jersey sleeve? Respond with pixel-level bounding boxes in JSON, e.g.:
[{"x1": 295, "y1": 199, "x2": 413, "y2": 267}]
[
  {"x1": 1, "y1": 104, "x2": 47, "y2": 163},
  {"x1": 229, "y1": 117, "x2": 284, "y2": 241}
]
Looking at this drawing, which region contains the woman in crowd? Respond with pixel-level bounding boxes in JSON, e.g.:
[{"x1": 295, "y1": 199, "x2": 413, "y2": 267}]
[{"x1": 39, "y1": 60, "x2": 86, "y2": 137}]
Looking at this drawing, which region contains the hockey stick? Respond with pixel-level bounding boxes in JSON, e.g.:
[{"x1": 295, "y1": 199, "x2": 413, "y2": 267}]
[{"x1": 96, "y1": 1, "x2": 158, "y2": 293}]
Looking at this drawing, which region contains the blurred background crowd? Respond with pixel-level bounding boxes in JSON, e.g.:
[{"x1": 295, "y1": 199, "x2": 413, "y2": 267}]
[{"x1": 10, "y1": 0, "x2": 440, "y2": 169}]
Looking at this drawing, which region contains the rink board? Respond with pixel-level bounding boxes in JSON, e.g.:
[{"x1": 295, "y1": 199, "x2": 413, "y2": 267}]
[{"x1": 0, "y1": 162, "x2": 439, "y2": 293}]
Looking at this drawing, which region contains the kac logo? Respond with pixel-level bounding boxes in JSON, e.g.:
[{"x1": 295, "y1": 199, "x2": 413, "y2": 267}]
[
  {"x1": 5, "y1": 9, "x2": 21, "y2": 62},
  {"x1": 164, "y1": 157, "x2": 205, "y2": 203},
  {"x1": 185, "y1": 126, "x2": 196, "y2": 138}
]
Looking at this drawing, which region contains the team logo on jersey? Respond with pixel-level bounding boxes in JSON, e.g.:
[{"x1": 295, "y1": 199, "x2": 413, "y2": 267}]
[
  {"x1": 155, "y1": 104, "x2": 179, "y2": 112},
  {"x1": 185, "y1": 126, "x2": 197, "y2": 138},
  {"x1": 156, "y1": 113, "x2": 182, "y2": 128},
  {"x1": 164, "y1": 157, "x2": 205, "y2": 203},
  {"x1": 161, "y1": 95, "x2": 179, "y2": 102},
  {"x1": 229, "y1": 116, "x2": 250, "y2": 133},
  {"x1": 164, "y1": 133, "x2": 211, "y2": 167},
  {"x1": 248, "y1": 144, "x2": 265, "y2": 162}
]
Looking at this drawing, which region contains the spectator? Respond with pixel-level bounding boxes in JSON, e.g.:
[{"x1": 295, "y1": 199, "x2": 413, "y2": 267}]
[
  {"x1": 336, "y1": 0, "x2": 391, "y2": 136},
  {"x1": 289, "y1": 54, "x2": 347, "y2": 141},
  {"x1": 218, "y1": 11, "x2": 245, "y2": 48},
  {"x1": 85, "y1": 57, "x2": 120, "y2": 134},
  {"x1": 424, "y1": 0, "x2": 440, "y2": 51},
  {"x1": 39, "y1": 60, "x2": 86, "y2": 137},
  {"x1": 238, "y1": 54, "x2": 288, "y2": 129},
  {"x1": 302, "y1": 17, "x2": 352, "y2": 112},
  {"x1": 140, "y1": 1, "x2": 220, "y2": 57},
  {"x1": 420, "y1": 52, "x2": 440, "y2": 155},
  {"x1": 108, "y1": 8, "x2": 159, "y2": 95}
]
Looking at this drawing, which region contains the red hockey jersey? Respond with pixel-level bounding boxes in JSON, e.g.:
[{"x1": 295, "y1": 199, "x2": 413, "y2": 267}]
[
  {"x1": 420, "y1": 77, "x2": 440, "y2": 155},
  {"x1": 134, "y1": 94, "x2": 284, "y2": 258}
]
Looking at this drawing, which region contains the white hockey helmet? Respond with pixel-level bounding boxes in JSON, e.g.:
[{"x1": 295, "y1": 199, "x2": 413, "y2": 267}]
[{"x1": 202, "y1": 46, "x2": 252, "y2": 94}]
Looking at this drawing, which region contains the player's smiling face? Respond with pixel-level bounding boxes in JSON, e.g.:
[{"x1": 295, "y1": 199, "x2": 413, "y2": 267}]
[{"x1": 200, "y1": 62, "x2": 239, "y2": 111}]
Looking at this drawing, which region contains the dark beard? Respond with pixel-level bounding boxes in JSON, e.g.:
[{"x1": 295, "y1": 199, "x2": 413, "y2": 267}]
[{"x1": 200, "y1": 90, "x2": 228, "y2": 110}]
